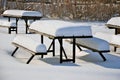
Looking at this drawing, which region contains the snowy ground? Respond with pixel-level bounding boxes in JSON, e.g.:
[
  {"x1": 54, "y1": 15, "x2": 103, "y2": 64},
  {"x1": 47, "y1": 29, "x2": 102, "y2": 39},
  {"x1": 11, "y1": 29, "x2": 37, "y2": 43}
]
[{"x1": 0, "y1": 17, "x2": 120, "y2": 80}]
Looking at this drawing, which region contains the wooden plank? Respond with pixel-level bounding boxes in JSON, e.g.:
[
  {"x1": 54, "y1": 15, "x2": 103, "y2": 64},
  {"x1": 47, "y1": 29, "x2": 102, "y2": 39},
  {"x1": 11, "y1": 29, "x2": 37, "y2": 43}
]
[
  {"x1": 29, "y1": 28, "x2": 55, "y2": 39},
  {"x1": 105, "y1": 24, "x2": 120, "y2": 29},
  {"x1": 12, "y1": 42, "x2": 47, "y2": 55},
  {"x1": 65, "y1": 39, "x2": 110, "y2": 53}
]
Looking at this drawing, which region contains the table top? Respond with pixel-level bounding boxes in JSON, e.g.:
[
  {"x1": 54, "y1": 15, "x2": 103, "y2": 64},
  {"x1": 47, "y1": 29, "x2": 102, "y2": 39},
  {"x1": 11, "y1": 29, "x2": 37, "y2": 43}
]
[
  {"x1": 29, "y1": 20, "x2": 93, "y2": 39},
  {"x1": 106, "y1": 17, "x2": 120, "y2": 28},
  {"x1": 2, "y1": 9, "x2": 43, "y2": 19}
]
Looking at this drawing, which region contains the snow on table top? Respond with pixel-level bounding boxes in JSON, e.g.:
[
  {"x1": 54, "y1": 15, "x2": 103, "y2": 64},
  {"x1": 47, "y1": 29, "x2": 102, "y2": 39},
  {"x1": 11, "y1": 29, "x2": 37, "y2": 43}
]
[
  {"x1": 12, "y1": 35, "x2": 47, "y2": 53},
  {"x1": 55, "y1": 26, "x2": 92, "y2": 37},
  {"x1": 0, "y1": 20, "x2": 16, "y2": 27},
  {"x1": 3, "y1": 9, "x2": 43, "y2": 17},
  {"x1": 106, "y1": 17, "x2": 120, "y2": 26},
  {"x1": 29, "y1": 20, "x2": 92, "y2": 37}
]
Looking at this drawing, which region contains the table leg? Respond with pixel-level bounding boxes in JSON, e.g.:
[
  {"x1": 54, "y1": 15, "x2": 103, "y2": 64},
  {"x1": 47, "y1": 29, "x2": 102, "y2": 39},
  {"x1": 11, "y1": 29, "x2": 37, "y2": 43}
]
[
  {"x1": 115, "y1": 28, "x2": 117, "y2": 35},
  {"x1": 58, "y1": 38, "x2": 76, "y2": 63},
  {"x1": 47, "y1": 39, "x2": 55, "y2": 56},
  {"x1": 8, "y1": 17, "x2": 10, "y2": 22},
  {"x1": 73, "y1": 38, "x2": 76, "y2": 63},
  {"x1": 53, "y1": 39, "x2": 55, "y2": 56},
  {"x1": 59, "y1": 38, "x2": 63, "y2": 63},
  {"x1": 24, "y1": 19, "x2": 29, "y2": 34}
]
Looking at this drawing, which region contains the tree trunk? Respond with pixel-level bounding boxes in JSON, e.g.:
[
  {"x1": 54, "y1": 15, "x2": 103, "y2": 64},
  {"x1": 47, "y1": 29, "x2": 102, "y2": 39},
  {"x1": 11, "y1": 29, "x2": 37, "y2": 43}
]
[{"x1": 2, "y1": 0, "x2": 7, "y2": 10}]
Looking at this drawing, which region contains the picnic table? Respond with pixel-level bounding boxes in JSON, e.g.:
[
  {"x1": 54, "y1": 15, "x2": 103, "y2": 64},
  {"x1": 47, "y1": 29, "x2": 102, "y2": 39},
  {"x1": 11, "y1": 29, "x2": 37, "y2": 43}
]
[
  {"x1": 29, "y1": 20, "x2": 92, "y2": 63},
  {"x1": 106, "y1": 17, "x2": 120, "y2": 35},
  {"x1": 2, "y1": 9, "x2": 43, "y2": 34}
]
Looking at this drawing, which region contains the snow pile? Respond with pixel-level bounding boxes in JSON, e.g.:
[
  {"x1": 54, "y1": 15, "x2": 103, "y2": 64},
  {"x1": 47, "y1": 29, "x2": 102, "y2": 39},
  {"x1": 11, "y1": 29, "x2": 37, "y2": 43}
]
[
  {"x1": 30, "y1": 20, "x2": 92, "y2": 37},
  {"x1": 3, "y1": 9, "x2": 43, "y2": 17},
  {"x1": 13, "y1": 35, "x2": 47, "y2": 53},
  {"x1": 106, "y1": 17, "x2": 120, "y2": 26},
  {"x1": 0, "y1": 20, "x2": 16, "y2": 27}
]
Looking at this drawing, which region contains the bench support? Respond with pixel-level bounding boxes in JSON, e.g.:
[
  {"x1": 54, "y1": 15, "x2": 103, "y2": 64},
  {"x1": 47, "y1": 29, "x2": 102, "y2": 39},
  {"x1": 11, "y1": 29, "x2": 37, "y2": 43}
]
[
  {"x1": 41, "y1": 35, "x2": 55, "y2": 57},
  {"x1": 77, "y1": 45, "x2": 82, "y2": 51},
  {"x1": 77, "y1": 44, "x2": 107, "y2": 61},
  {"x1": 12, "y1": 46, "x2": 47, "y2": 64},
  {"x1": 11, "y1": 47, "x2": 19, "y2": 56},
  {"x1": 99, "y1": 52, "x2": 106, "y2": 61},
  {"x1": 8, "y1": 27, "x2": 17, "y2": 34},
  {"x1": 114, "y1": 47, "x2": 117, "y2": 52},
  {"x1": 26, "y1": 55, "x2": 35, "y2": 64}
]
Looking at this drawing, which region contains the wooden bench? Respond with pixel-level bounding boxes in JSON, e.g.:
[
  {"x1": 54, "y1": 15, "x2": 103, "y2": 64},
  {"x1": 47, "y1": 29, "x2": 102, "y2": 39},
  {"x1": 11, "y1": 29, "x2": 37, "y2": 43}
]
[
  {"x1": 0, "y1": 21, "x2": 17, "y2": 34},
  {"x1": 94, "y1": 32, "x2": 120, "y2": 52},
  {"x1": 11, "y1": 35, "x2": 47, "y2": 64},
  {"x1": 66, "y1": 37, "x2": 110, "y2": 61}
]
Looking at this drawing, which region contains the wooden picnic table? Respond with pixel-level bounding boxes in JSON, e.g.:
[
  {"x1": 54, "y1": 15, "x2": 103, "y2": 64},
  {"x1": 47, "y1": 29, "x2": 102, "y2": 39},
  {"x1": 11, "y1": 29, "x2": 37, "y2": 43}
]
[
  {"x1": 105, "y1": 17, "x2": 120, "y2": 51},
  {"x1": 29, "y1": 20, "x2": 92, "y2": 63},
  {"x1": 106, "y1": 17, "x2": 120, "y2": 35},
  {"x1": 2, "y1": 9, "x2": 43, "y2": 34}
]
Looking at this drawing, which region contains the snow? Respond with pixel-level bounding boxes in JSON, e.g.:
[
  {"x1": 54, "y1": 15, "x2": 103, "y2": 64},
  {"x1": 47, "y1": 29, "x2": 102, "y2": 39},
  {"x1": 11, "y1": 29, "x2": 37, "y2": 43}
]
[
  {"x1": 55, "y1": 26, "x2": 92, "y2": 37},
  {"x1": 111, "y1": 35, "x2": 120, "y2": 45},
  {"x1": 12, "y1": 35, "x2": 47, "y2": 53},
  {"x1": 0, "y1": 17, "x2": 120, "y2": 80},
  {"x1": 76, "y1": 37, "x2": 109, "y2": 51},
  {"x1": 30, "y1": 20, "x2": 92, "y2": 37},
  {"x1": 95, "y1": 32, "x2": 120, "y2": 46},
  {"x1": 3, "y1": 9, "x2": 43, "y2": 17},
  {"x1": 0, "y1": 20, "x2": 16, "y2": 27},
  {"x1": 94, "y1": 32, "x2": 113, "y2": 43},
  {"x1": 106, "y1": 17, "x2": 120, "y2": 26}
]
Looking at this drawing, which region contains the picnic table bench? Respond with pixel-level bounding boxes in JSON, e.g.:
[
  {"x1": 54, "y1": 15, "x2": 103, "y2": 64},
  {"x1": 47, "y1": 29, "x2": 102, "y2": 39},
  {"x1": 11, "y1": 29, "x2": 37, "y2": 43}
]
[
  {"x1": 95, "y1": 32, "x2": 120, "y2": 52},
  {"x1": 0, "y1": 20, "x2": 17, "y2": 34},
  {"x1": 66, "y1": 37, "x2": 110, "y2": 61},
  {"x1": 12, "y1": 35, "x2": 47, "y2": 64}
]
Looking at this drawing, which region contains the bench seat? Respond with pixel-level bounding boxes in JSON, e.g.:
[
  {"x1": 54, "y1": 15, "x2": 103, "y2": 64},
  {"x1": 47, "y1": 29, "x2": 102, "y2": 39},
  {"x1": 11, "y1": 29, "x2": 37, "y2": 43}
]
[
  {"x1": 76, "y1": 37, "x2": 110, "y2": 51},
  {"x1": 0, "y1": 20, "x2": 17, "y2": 34},
  {"x1": 66, "y1": 37, "x2": 110, "y2": 61},
  {"x1": 94, "y1": 32, "x2": 120, "y2": 52},
  {"x1": 11, "y1": 35, "x2": 47, "y2": 64}
]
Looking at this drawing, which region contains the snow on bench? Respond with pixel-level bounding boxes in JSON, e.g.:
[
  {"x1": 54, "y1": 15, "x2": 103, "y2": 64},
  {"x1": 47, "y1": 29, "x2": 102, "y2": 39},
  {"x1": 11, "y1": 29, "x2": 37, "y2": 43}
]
[
  {"x1": 11, "y1": 35, "x2": 47, "y2": 64},
  {"x1": 94, "y1": 32, "x2": 120, "y2": 52},
  {"x1": 66, "y1": 37, "x2": 110, "y2": 61},
  {"x1": 0, "y1": 20, "x2": 17, "y2": 34}
]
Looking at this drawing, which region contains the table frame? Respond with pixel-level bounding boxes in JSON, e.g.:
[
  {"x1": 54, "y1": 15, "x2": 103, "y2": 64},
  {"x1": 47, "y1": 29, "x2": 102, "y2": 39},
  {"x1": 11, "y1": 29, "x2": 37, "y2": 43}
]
[
  {"x1": 106, "y1": 24, "x2": 120, "y2": 51},
  {"x1": 2, "y1": 14, "x2": 42, "y2": 34},
  {"x1": 40, "y1": 33, "x2": 92, "y2": 63}
]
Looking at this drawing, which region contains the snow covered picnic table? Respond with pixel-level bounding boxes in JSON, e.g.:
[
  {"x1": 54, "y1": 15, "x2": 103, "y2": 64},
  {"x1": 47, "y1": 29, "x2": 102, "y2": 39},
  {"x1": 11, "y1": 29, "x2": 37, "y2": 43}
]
[
  {"x1": 29, "y1": 20, "x2": 92, "y2": 63},
  {"x1": 2, "y1": 9, "x2": 43, "y2": 34},
  {"x1": 106, "y1": 17, "x2": 120, "y2": 34}
]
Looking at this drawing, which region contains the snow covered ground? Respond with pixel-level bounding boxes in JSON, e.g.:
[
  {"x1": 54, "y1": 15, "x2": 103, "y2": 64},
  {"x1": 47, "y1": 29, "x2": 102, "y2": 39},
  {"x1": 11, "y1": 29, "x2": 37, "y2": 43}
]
[{"x1": 0, "y1": 17, "x2": 120, "y2": 80}]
